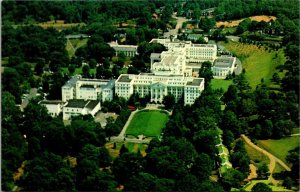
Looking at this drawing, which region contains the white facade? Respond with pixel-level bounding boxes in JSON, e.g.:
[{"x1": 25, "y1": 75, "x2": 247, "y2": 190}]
[
  {"x1": 109, "y1": 42, "x2": 138, "y2": 57},
  {"x1": 149, "y1": 39, "x2": 218, "y2": 76},
  {"x1": 212, "y1": 56, "x2": 236, "y2": 79},
  {"x1": 39, "y1": 101, "x2": 66, "y2": 117},
  {"x1": 62, "y1": 76, "x2": 114, "y2": 102},
  {"x1": 63, "y1": 100, "x2": 101, "y2": 120},
  {"x1": 62, "y1": 76, "x2": 79, "y2": 102},
  {"x1": 115, "y1": 74, "x2": 204, "y2": 105}
]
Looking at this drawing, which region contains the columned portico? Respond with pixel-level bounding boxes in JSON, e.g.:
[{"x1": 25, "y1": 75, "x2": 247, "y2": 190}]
[
  {"x1": 115, "y1": 74, "x2": 205, "y2": 105},
  {"x1": 150, "y1": 82, "x2": 167, "y2": 103}
]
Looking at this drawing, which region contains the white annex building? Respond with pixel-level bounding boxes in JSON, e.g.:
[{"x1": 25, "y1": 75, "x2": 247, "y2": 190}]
[
  {"x1": 212, "y1": 56, "x2": 236, "y2": 79},
  {"x1": 39, "y1": 100, "x2": 66, "y2": 117},
  {"x1": 62, "y1": 76, "x2": 115, "y2": 102},
  {"x1": 63, "y1": 99, "x2": 101, "y2": 120},
  {"x1": 149, "y1": 39, "x2": 218, "y2": 77},
  {"x1": 115, "y1": 73, "x2": 204, "y2": 105},
  {"x1": 108, "y1": 41, "x2": 138, "y2": 57}
]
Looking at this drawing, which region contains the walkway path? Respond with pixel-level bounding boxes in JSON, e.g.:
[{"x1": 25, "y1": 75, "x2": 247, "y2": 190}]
[
  {"x1": 117, "y1": 109, "x2": 139, "y2": 138},
  {"x1": 241, "y1": 134, "x2": 291, "y2": 179}
]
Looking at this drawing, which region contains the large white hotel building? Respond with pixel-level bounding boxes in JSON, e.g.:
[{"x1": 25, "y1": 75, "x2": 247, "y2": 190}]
[
  {"x1": 61, "y1": 38, "x2": 236, "y2": 106},
  {"x1": 115, "y1": 73, "x2": 204, "y2": 105}
]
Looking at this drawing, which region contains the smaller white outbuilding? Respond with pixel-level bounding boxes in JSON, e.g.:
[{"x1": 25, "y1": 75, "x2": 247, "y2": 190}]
[
  {"x1": 39, "y1": 100, "x2": 66, "y2": 117},
  {"x1": 212, "y1": 56, "x2": 236, "y2": 79},
  {"x1": 62, "y1": 99, "x2": 101, "y2": 120}
]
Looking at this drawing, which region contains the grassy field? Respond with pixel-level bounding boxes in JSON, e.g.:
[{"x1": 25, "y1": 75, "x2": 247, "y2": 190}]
[
  {"x1": 105, "y1": 142, "x2": 148, "y2": 159},
  {"x1": 66, "y1": 38, "x2": 88, "y2": 58},
  {"x1": 125, "y1": 110, "x2": 169, "y2": 137},
  {"x1": 257, "y1": 137, "x2": 300, "y2": 164},
  {"x1": 211, "y1": 79, "x2": 233, "y2": 91},
  {"x1": 244, "y1": 140, "x2": 270, "y2": 165},
  {"x1": 243, "y1": 180, "x2": 292, "y2": 191},
  {"x1": 220, "y1": 41, "x2": 286, "y2": 88}
]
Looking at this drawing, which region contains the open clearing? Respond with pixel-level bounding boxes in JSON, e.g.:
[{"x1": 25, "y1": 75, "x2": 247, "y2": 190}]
[
  {"x1": 66, "y1": 38, "x2": 88, "y2": 58},
  {"x1": 257, "y1": 137, "x2": 300, "y2": 164},
  {"x1": 243, "y1": 180, "x2": 292, "y2": 191},
  {"x1": 216, "y1": 15, "x2": 277, "y2": 28},
  {"x1": 219, "y1": 41, "x2": 286, "y2": 88},
  {"x1": 211, "y1": 79, "x2": 233, "y2": 91},
  {"x1": 125, "y1": 110, "x2": 169, "y2": 137},
  {"x1": 244, "y1": 139, "x2": 270, "y2": 164}
]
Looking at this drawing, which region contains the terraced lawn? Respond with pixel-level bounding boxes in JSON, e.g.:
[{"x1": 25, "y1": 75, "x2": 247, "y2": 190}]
[
  {"x1": 220, "y1": 41, "x2": 286, "y2": 88},
  {"x1": 125, "y1": 110, "x2": 169, "y2": 137}
]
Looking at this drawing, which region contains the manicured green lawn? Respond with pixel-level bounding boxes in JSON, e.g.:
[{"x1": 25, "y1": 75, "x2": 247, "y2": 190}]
[
  {"x1": 257, "y1": 137, "x2": 300, "y2": 164},
  {"x1": 66, "y1": 38, "x2": 88, "y2": 58},
  {"x1": 211, "y1": 79, "x2": 233, "y2": 91},
  {"x1": 69, "y1": 38, "x2": 88, "y2": 49},
  {"x1": 126, "y1": 110, "x2": 169, "y2": 137},
  {"x1": 220, "y1": 41, "x2": 286, "y2": 88}
]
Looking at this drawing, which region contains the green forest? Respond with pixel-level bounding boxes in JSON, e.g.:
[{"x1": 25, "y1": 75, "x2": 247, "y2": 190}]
[{"x1": 1, "y1": 0, "x2": 299, "y2": 191}]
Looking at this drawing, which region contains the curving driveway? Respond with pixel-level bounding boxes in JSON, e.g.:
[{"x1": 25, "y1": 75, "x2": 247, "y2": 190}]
[{"x1": 241, "y1": 134, "x2": 291, "y2": 177}]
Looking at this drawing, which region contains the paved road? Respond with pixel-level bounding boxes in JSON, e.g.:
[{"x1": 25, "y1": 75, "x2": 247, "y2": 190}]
[
  {"x1": 241, "y1": 134, "x2": 291, "y2": 178},
  {"x1": 20, "y1": 88, "x2": 37, "y2": 110},
  {"x1": 163, "y1": 15, "x2": 189, "y2": 39}
]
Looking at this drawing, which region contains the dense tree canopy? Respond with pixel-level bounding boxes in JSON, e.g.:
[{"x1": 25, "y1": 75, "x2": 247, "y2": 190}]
[
  {"x1": 2, "y1": 0, "x2": 299, "y2": 191},
  {"x1": 19, "y1": 152, "x2": 75, "y2": 191}
]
